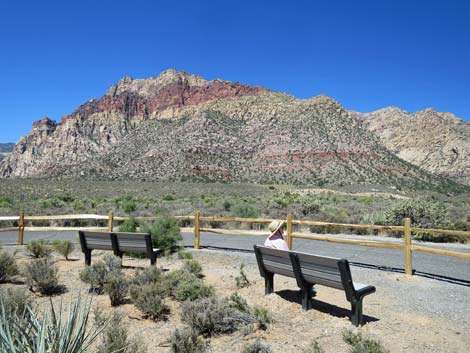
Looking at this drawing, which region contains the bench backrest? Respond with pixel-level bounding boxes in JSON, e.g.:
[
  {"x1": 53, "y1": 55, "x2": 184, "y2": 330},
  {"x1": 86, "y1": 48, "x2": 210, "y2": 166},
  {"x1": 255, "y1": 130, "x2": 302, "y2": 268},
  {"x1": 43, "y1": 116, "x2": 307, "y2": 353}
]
[
  {"x1": 79, "y1": 231, "x2": 114, "y2": 250},
  {"x1": 290, "y1": 251, "x2": 344, "y2": 290},
  {"x1": 254, "y1": 245, "x2": 295, "y2": 278},
  {"x1": 114, "y1": 232, "x2": 151, "y2": 254}
]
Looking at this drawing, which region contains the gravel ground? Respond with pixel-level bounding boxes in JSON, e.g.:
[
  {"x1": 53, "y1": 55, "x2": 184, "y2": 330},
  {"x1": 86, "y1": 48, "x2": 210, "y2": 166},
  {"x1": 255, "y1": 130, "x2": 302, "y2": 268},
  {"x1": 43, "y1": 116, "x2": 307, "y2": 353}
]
[{"x1": 1, "y1": 246, "x2": 469, "y2": 353}]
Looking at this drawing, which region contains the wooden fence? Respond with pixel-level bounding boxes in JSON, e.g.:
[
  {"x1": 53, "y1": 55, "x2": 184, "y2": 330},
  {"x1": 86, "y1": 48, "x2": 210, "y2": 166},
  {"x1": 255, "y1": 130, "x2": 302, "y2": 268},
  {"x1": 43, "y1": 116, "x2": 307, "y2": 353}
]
[{"x1": 1, "y1": 211, "x2": 469, "y2": 276}]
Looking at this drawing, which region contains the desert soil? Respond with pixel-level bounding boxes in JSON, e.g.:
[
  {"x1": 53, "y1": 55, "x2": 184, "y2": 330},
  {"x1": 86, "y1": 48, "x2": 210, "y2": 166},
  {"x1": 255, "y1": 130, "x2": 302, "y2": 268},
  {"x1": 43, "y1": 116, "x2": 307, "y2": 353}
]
[{"x1": 2, "y1": 245, "x2": 470, "y2": 353}]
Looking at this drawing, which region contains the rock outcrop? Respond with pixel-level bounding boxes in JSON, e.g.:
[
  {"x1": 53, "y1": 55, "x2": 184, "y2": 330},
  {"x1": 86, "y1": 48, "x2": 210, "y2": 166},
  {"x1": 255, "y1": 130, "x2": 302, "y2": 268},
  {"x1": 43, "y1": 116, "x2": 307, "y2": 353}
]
[{"x1": 361, "y1": 107, "x2": 470, "y2": 185}]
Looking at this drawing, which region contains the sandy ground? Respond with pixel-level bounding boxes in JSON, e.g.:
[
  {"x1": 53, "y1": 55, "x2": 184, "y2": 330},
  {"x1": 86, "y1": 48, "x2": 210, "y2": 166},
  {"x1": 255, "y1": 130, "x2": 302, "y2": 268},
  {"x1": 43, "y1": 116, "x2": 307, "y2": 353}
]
[{"x1": 2, "y1": 246, "x2": 470, "y2": 353}]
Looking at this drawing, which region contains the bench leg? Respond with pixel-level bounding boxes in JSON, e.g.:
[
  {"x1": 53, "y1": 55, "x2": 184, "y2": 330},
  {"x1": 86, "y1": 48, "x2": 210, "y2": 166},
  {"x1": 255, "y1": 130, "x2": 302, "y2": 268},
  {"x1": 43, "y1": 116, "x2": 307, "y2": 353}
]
[
  {"x1": 150, "y1": 254, "x2": 157, "y2": 266},
  {"x1": 264, "y1": 273, "x2": 274, "y2": 295},
  {"x1": 351, "y1": 299, "x2": 363, "y2": 327},
  {"x1": 301, "y1": 284, "x2": 313, "y2": 311},
  {"x1": 84, "y1": 250, "x2": 91, "y2": 266}
]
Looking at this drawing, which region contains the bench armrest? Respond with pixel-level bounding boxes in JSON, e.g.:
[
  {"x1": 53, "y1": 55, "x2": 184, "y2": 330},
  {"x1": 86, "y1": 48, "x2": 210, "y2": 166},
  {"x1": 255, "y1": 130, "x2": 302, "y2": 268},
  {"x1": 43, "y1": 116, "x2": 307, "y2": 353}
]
[{"x1": 355, "y1": 285, "x2": 376, "y2": 299}]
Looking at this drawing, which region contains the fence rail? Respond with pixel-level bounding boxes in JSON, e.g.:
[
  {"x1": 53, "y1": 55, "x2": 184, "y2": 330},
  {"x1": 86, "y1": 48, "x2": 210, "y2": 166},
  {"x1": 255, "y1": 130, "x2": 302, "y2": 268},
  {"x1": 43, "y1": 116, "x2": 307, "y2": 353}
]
[{"x1": 1, "y1": 211, "x2": 469, "y2": 275}]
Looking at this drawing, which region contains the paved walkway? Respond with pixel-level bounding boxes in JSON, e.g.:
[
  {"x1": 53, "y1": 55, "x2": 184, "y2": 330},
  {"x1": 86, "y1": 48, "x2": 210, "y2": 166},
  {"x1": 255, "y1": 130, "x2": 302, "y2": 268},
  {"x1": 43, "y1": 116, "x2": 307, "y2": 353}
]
[{"x1": 1, "y1": 230, "x2": 469, "y2": 284}]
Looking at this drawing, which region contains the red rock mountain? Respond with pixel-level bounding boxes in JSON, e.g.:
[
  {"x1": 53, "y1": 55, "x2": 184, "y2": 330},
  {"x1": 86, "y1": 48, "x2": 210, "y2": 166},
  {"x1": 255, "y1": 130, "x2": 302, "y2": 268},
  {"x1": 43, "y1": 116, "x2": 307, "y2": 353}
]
[{"x1": 0, "y1": 69, "x2": 466, "y2": 191}]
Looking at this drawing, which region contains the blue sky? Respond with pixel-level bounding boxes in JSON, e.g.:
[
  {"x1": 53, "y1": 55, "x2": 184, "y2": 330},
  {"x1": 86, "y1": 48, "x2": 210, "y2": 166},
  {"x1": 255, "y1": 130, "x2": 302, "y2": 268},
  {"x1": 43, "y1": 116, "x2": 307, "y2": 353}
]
[{"x1": 1, "y1": 0, "x2": 469, "y2": 142}]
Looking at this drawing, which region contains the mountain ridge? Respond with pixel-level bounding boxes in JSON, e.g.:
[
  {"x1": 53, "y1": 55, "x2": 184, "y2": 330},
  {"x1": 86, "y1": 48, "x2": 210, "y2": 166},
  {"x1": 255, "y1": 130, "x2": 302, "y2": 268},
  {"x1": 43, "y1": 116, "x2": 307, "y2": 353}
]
[{"x1": 1, "y1": 69, "x2": 468, "y2": 190}]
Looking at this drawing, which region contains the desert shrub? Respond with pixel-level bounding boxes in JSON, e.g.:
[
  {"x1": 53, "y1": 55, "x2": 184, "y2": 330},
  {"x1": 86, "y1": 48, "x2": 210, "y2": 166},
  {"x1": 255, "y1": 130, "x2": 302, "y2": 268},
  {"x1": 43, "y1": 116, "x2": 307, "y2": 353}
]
[
  {"x1": 383, "y1": 199, "x2": 462, "y2": 242},
  {"x1": 0, "y1": 287, "x2": 34, "y2": 317},
  {"x1": 223, "y1": 200, "x2": 232, "y2": 211},
  {"x1": 241, "y1": 340, "x2": 273, "y2": 353},
  {"x1": 181, "y1": 298, "x2": 255, "y2": 337},
  {"x1": 79, "y1": 255, "x2": 122, "y2": 294},
  {"x1": 0, "y1": 250, "x2": 19, "y2": 283},
  {"x1": 95, "y1": 311, "x2": 147, "y2": 353},
  {"x1": 170, "y1": 328, "x2": 207, "y2": 353},
  {"x1": 141, "y1": 216, "x2": 182, "y2": 254},
  {"x1": 343, "y1": 330, "x2": 389, "y2": 353},
  {"x1": 26, "y1": 239, "x2": 52, "y2": 258},
  {"x1": 171, "y1": 272, "x2": 214, "y2": 302},
  {"x1": 302, "y1": 340, "x2": 325, "y2": 353},
  {"x1": 384, "y1": 199, "x2": 449, "y2": 228},
  {"x1": 231, "y1": 202, "x2": 259, "y2": 218},
  {"x1": 235, "y1": 263, "x2": 250, "y2": 288},
  {"x1": 119, "y1": 217, "x2": 139, "y2": 232},
  {"x1": 0, "y1": 297, "x2": 102, "y2": 353},
  {"x1": 123, "y1": 200, "x2": 137, "y2": 214},
  {"x1": 178, "y1": 250, "x2": 194, "y2": 259},
  {"x1": 183, "y1": 259, "x2": 204, "y2": 278},
  {"x1": 300, "y1": 199, "x2": 321, "y2": 216},
  {"x1": 228, "y1": 292, "x2": 250, "y2": 313},
  {"x1": 132, "y1": 285, "x2": 168, "y2": 321},
  {"x1": 0, "y1": 196, "x2": 13, "y2": 208},
  {"x1": 104, "y1": 271, "x2": 128, "y2": 306},
  {"x1": 52, "y1": 240, "x2": 75, "y2": 260},
  {"x1": 23, "y1": 257, "x2": 64, "y2": 295},
  {"x1": 253, "y1": 306, "x2": 273, "y2": 330}
]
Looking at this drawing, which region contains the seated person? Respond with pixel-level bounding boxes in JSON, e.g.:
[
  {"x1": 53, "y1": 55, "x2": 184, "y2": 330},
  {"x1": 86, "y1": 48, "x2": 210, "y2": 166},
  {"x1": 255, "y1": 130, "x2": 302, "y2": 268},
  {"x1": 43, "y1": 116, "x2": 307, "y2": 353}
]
[{"x1": 264, "y1": 220, "x2": 289, "y2": 250}]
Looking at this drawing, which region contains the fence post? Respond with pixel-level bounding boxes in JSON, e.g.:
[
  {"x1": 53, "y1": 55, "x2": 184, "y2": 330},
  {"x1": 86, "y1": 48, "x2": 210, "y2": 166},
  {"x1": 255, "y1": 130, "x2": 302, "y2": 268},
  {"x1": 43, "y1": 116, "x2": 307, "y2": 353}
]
[
  {"x1": 404, "y1": 217, "x2": 412, "y2": 275},
  {"x1": 18, "y1": 211, "x2": 24, "y2": 245},
  {"x1": 286, "y1": 213, "x2": 293, "y2": 250},
  {"x1": 108, "y1": 210, "x2": 114, "y2": 231},
  {"x1": 194, "y1": 210, "x2": 200, "y2": 249}
]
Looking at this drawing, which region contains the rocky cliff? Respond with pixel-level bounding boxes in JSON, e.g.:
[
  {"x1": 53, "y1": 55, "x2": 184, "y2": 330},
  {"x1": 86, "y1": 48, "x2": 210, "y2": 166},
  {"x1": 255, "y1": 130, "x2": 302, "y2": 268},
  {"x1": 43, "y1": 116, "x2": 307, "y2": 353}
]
[
  {"x1": 0, "y1": 69, "x2": 467, "y2": 191},
  {"x1": 361, "y1": 107, "x2": 470, "y2": 185}
]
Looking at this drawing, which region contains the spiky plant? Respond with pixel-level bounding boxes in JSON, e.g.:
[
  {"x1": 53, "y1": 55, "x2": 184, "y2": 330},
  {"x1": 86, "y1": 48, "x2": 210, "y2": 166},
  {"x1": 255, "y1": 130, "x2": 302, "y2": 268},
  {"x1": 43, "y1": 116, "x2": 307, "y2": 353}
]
[{"x1": 0, "y1": 297, "x2": 102, "y2": 353}]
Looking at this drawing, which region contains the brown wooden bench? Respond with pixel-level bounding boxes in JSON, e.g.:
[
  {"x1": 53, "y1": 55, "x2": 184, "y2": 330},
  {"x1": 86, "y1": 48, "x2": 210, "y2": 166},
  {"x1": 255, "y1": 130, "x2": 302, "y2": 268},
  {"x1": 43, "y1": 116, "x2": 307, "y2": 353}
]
[
  {"x1": 78, "y1": 231, "x2": 160, "y2": 266},
  {"x1": 254, "y1": 245, "x2": 376, "y2": 326}
]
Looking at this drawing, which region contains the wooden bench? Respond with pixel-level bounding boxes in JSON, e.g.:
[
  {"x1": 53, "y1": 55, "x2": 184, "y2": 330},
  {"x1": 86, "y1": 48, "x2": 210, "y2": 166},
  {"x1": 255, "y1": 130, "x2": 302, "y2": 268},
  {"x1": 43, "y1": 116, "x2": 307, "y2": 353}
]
[
  {"x1": 78, "y1": 231, "x2": 160, "y2": 266},
  {"x1": 254, "y1": 245, "x2": 376, "y2": 326}
]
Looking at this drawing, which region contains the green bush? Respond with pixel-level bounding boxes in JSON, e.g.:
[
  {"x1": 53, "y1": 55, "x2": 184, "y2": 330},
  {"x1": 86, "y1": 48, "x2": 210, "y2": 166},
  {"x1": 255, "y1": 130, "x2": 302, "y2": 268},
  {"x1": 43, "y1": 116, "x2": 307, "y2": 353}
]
[
  {"x1": 119, "y1": 217, "x2": 139, "y2": 232},
  {"x1": 343, "y1": 330, "x2": 389, "y2": 353},
  {"x1": 170, "y1": 328, "x2": 207, "y2": 353},
  {"x1": 0, "y1": 287, "x2": 33, "y2": 317},
  {"x1": 163, "y1": 195, "x2": 175, "y2": 201},
  {"x1": 0, "y1": 250, "x2": 19, "y2": 283},
  {"x1": 123, "y1": 200, "x2": 137, "y2": 214},
  {"x1": 141, "y1": 216, "x2": 182, "y2": 254},
  {"x1": 383, "y1": 199, "x2": 462, "y2": 242},
  {"x1": 384, "y1": 199, "x2": 449, "y2": 229},
  {"x1": 26, "y1": 239, "x2": 52, "y2": 258},
  {"x1": 171, "y1": 271, "x2": 214, "y2": 302},
  {"x1": 183, "y1": 259, "x2": 204, "y2": 278},
  {"x1": 300, "y1": 199, "x2": 321, "y2": 216},
  {"x1": 178, "y1": 250, "x2": 194, "y2": 259},
  {"x1": 52, "y1": 240, "x2": 75, "y2": 260},
  {"x1": 104, "y1": 271, "x2": 128, "y2": 307},
  {"x1": 235, "y1": 263, "x2": 250, "y2": 289},
  {"x1": 0, "y1": 297, "x2": 102, "y2": 353},
  {"x1": 132, "y1": 285, "x2": 168, "y2": 321},
  {"x1": 253, "y1": 306, "x2": 273, "y2": 330},
  {"x1": 241, "y1": 340, "x2": 273, "y2": 353},
  {"x1": 23, "y1": 257, "x2": 64, "y2": 295},
  {"x1": 228, "y1": 292, "x2": 250, "y2": 313},
  {"x1": 95, "y1": 311, "x2": 147, "y2": 353},
  {"x1": 79, "y1": 255, "x2": 122, "y2": 294},
  {"x1": 181, "y1": 298, "x2": 255, "y2": 337},
  {"x1": 231, "y1": 203, "x2": 259, "y2": 218}
]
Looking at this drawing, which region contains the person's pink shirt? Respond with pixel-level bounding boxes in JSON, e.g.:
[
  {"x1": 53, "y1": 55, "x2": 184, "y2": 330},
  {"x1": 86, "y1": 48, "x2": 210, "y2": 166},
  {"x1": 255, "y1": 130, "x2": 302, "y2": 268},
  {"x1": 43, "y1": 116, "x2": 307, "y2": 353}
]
[{"x1": 264, "y1": 233, "x2": 289, "y2": 250}]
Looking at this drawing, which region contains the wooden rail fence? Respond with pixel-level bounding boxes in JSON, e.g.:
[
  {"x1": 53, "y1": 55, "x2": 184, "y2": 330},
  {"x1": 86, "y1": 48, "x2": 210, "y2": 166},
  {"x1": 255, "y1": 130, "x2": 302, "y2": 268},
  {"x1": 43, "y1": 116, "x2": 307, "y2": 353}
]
[{"x1": 1, "y1": 211, "x2": 469, "y2": 276}]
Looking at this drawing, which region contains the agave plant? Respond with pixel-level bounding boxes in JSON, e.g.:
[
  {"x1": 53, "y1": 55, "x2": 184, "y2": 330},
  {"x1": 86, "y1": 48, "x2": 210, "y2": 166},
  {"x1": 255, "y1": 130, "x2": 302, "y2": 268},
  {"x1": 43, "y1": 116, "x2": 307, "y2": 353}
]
[{"x1": 0, "y1": 296, "x2": 103, "y2": 353}]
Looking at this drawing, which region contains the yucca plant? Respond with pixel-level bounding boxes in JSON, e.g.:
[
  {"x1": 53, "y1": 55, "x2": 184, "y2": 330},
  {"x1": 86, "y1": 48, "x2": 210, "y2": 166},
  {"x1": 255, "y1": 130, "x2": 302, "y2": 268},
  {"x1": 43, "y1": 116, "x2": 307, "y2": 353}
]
[{"x1": 0, "y1": 296, "x2": 102, "y2": 353}]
